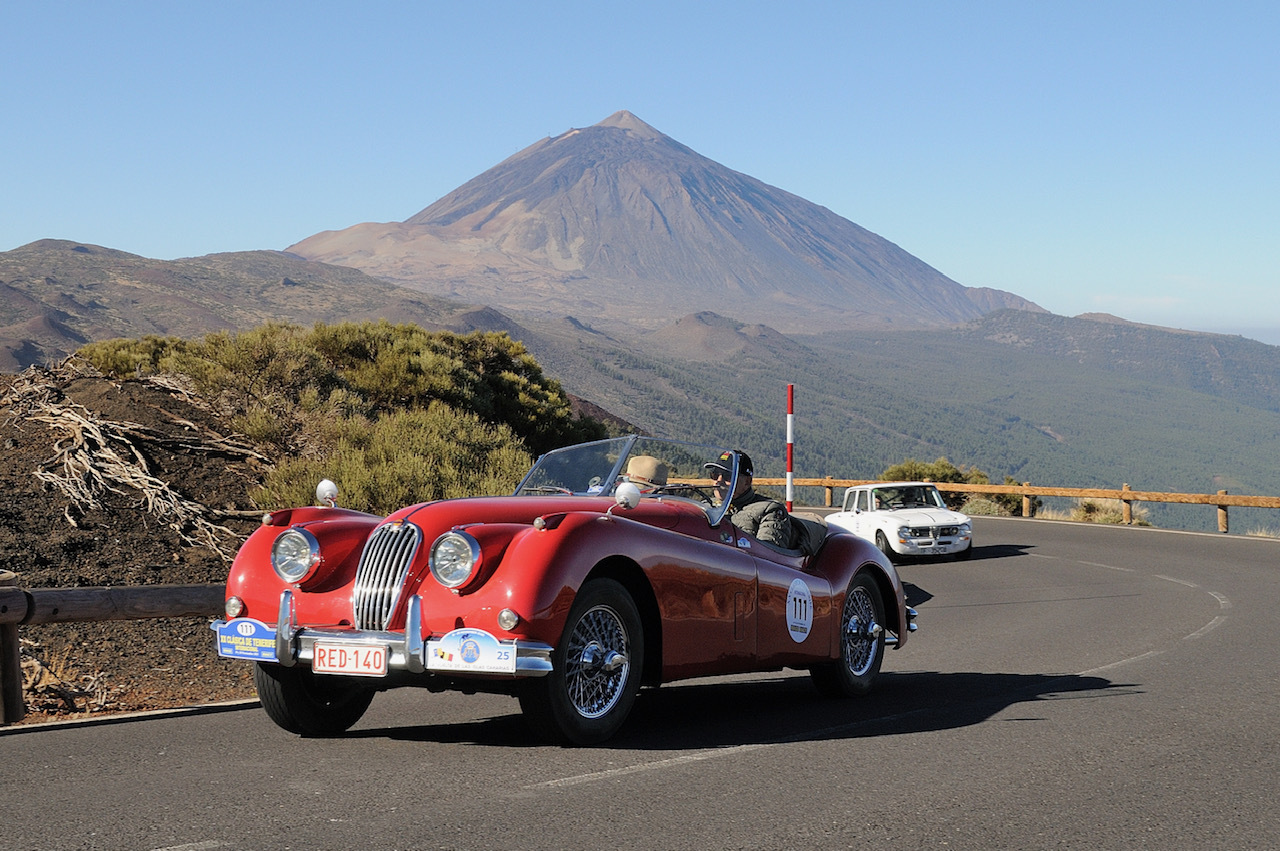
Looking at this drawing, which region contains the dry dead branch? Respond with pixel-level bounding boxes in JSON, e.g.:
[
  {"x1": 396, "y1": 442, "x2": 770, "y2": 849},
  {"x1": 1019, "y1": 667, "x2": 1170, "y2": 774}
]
[{"x1": 3, "y1": 360, "x2": 265, "y2": 560}]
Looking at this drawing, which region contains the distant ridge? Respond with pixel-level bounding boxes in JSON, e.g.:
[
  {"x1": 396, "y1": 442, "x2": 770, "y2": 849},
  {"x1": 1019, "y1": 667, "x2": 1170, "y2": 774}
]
[
  {"x1": 288, "y1": 110, "x2": 1043, "y2": 333},
  {"x1": 0, "y1": 239, "x2": 506, "y2": 370}
]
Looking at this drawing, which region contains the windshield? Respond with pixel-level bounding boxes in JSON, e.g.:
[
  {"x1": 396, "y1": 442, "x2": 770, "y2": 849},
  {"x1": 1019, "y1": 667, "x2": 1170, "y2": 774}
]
[
  {"x1": 513, "y1": 436, "x2": 738, "y2": 525},
  {"x1": 872, "y1": 485, "x2": 945, "y2": 510}
]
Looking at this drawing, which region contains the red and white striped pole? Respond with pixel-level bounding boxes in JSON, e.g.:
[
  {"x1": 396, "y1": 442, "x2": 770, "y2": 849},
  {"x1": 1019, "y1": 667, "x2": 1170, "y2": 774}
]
[{"x1": 785, "y1": 384, "x2": 795, "y2": 511}]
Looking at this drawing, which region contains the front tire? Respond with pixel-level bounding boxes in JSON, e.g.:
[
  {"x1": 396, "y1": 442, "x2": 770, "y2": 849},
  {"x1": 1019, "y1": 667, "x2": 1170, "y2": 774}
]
[
  {"x1": 811, "y1": 572, "x2": 886, "y2": 698},
  {"x1": 875, "y1": 530, "x2": 897, "y2": 563},
  {"x1": 520, "y1": 578, "x2": 644, "y2": 745},
  {"x1": 254, "y1": 662, "x2": 375, "y2": 736}
]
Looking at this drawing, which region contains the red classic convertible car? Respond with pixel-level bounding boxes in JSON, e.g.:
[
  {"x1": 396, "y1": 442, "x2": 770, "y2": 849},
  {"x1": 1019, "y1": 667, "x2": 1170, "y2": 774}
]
[{"x1": 213, "y1": 436, "x2": 916, "y2": 744}]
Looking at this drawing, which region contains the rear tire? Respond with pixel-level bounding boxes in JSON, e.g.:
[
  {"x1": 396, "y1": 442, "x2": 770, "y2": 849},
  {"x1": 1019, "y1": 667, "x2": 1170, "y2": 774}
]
[
  {"x1": 254, "y1": 662, "x2": 375, "y2": 736},
  {"x1": 520, "y1": 578, "x2": 644, "y2": 745},
  {"x1": 811, "y1": 572, "x2": 886, "y2": 698}
]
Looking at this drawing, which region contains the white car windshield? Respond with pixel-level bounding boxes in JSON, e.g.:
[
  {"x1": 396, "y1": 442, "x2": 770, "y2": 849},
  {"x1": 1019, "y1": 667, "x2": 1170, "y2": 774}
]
[
  {"x1": 873, "y1": 485, "x2": 945, "y2": 510},
  {"x1": 514, "y1": 436, "x2": 738, "y2": 525}
]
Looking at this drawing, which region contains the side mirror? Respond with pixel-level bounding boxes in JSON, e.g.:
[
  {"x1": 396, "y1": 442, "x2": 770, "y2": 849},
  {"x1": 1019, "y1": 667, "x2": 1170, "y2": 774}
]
[
  {"x1": 613, "y1": 481, "x2": 642, "y2": 510},
  {"x1": 316, "y1": 479, "x2": 338, "y2": 508}
]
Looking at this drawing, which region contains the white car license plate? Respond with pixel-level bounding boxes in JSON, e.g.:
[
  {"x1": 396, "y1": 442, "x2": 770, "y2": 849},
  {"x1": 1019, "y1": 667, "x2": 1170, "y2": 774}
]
[{"x1": 313, "y1": 642, "x2": 388, "y2": 677}]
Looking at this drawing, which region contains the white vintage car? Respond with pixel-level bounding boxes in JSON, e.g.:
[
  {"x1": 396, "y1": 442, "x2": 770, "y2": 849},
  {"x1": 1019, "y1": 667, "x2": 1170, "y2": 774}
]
[{"x1": 825, "y1": 482, "x2": 973, "y2": 563}]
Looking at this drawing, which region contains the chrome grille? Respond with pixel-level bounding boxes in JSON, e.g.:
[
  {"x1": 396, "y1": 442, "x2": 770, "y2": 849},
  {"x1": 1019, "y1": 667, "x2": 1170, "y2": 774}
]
[
  {"x1": 907, "y1": 525, "x2": 960, "y2": 538},
  {"x1": 353, "y1": 522, "x2": 422, "y2": 630}
]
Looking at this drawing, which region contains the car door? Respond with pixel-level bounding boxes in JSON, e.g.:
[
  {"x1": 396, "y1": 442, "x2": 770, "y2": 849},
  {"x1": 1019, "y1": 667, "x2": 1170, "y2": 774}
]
[
  {"x1": 749, "y1": 551, "x2": 834, "y2": 668},
  {"x1": 646, "y1": 519, "x2": 760, "y2": 680}
]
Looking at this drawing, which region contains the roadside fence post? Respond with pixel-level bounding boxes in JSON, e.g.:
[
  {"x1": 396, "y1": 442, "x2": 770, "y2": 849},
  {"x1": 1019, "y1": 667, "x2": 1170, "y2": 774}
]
[
  {"x1": 1122, "y1": 483, "x2": 1134, "y2": 525},
  {"x1": 1217, "y1": 490, "x2": 1229, "y2": 533},
  {"x1": 1022, "y1": 483, "x2": 1033, "y2": 518},
  {"x1": 0, "y1": 569, "x2": 24, "y2": 725}
]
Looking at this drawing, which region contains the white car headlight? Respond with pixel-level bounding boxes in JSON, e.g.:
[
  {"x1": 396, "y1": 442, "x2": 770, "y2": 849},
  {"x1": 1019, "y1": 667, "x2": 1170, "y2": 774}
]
[
  {"x1": 430, "y1": 531, "x2": 482, "y2": 589},
  {"x1": 271, "y1": 528, "x2": 321, "y2": 583}
]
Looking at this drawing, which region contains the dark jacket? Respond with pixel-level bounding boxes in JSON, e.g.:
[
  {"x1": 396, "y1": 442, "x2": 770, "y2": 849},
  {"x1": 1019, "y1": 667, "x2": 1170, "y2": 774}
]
[{"x1": 729, "y1": 489, "x2": 793, "y2": 548}]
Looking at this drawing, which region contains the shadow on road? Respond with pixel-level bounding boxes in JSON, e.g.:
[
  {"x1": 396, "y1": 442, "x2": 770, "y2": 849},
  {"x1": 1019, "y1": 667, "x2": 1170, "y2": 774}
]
[
  {"x1": 351, "y1": 669, "x2": 1135, "y2": 751},
  {"x1": 968, "y1": 542, "x2": 1035, "y2": 560}
]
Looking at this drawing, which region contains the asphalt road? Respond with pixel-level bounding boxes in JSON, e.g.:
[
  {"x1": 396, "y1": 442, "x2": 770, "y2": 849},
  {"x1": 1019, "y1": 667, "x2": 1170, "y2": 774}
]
[{"x1": 5, "y1": 517, "x2": 1279, "y2": 850}]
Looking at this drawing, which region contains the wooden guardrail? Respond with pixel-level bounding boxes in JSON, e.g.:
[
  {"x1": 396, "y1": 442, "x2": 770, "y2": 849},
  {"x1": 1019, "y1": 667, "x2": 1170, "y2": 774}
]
[
  {"x1": 0, "y1": 570, "x2": 223, "y2": 725},
  {"x1": 756, "y1": 477, "x2": 1280, "y2": 532}
]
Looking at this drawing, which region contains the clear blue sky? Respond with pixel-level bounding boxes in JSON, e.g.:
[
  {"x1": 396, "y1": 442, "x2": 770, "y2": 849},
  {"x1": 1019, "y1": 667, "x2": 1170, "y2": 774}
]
[{"x1": 5, "y1": 2, "x2": 1277, "y2": 341}]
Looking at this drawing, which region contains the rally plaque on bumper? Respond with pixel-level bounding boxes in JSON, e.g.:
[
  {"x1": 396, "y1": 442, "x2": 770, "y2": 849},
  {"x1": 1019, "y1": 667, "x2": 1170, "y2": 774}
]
[{"x1": 427, "y1": 628, "x2": 517, "y2": 674}]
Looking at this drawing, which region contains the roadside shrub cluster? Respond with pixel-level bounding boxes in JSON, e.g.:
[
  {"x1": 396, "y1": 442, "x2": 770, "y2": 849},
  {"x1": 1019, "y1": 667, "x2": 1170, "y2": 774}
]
[
  {"x1": 77, "y1": 321, "x2": 606, "y2": 514},
  {"x1": 1063, "y1": 498, "x2": 1151, "y2": 526},
  {"x1": 880, "y1": 456, "x2": 1039, "y2": 516}
]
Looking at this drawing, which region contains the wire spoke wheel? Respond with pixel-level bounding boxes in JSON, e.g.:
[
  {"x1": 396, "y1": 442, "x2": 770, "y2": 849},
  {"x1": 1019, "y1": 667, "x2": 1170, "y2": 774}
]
[
  {"x1": 842, "y1": 581, "x2": 881, "y2": 678},
  {"x1": 810, "y1": 571, "x2": 885, "y2": 698},
  {"x1": 563, "y1": 605, "x2": 631, "y2": 718},
  {"x1": 520, "y1": 578, "x2": 644, "y2": 745}
]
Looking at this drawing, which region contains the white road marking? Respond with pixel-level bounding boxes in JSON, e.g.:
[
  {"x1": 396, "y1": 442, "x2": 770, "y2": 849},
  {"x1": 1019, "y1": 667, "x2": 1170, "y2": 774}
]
[
  {"x1": 1078, "y1": 650, "x2": 1163, "y2": 675},
  {"x1": 1154, "y1": 574, "x2": 1199, "y2": 587},
  {"x1": 1079, "y1": 560, "x2": 1134, "y2": 572},
  {"x1": 1185, "y1": 616, "x2": 1227, "y2": 640},
  {"x1": 526, "y1": 744, "x2": 768, "y2": 789}
]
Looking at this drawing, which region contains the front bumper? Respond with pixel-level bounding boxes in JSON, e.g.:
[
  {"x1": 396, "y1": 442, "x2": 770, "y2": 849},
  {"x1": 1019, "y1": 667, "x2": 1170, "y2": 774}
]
[
  {"x1": 895, "y1": 534, "x2": 971, "y2": 556},
  {"x1": 215, "y1": 590, "x2": 553, "y2": 677}
]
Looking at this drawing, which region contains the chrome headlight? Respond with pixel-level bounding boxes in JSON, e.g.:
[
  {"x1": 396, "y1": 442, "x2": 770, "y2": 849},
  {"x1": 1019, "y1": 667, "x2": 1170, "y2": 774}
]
[
  {"x1": 271, "y1": 528, "x2": 321, "y2": 583},
  {"x1": 959, "y1": 522, "x2": 972, "y2": 536},
  {"x1": 429, "y1": 531, "x2": 482, "y2": 590}
]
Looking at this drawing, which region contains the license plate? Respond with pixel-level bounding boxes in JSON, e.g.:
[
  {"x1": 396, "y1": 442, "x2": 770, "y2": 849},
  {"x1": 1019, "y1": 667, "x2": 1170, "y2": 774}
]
[{"x1": 313, "y1": 642, "x2": 388, "y2": 677}]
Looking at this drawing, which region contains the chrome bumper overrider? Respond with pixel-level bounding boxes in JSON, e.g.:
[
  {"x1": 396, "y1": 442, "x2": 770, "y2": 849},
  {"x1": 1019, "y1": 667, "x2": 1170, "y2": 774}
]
[
  {"x1": 257, "y1": 590, "x2": 552, "y2": 677},
  {"x1": 885, "y1": 606, "x2": 919, "y2": 647}
]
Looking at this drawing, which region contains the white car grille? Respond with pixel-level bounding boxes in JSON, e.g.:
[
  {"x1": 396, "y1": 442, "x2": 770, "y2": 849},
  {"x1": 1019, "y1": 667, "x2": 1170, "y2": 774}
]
[{"x1": 905, "y1": 525, "x2": 962, "y2": 538}]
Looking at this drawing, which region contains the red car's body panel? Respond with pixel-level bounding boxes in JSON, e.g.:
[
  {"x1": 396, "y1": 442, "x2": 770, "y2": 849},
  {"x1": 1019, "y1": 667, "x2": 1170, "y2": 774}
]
[
  {"x1": 226, "y1": 493, "x2": 903, "y2": 677},
  {"x1": 216, "y1": 436, "x2": 915, "y2": 741}
]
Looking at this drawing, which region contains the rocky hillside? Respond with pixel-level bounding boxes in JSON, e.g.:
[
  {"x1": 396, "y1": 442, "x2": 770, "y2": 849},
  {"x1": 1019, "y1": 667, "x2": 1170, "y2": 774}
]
[
  {"x1": 2, "y1": 362, "x2": 265, "y2": 722},
  {"x1": 287, "y1": 111, "x2": 1043, "y2": 333},
  {"x1": 0, "y1": 240, "x2": 517, "y2": 370}
]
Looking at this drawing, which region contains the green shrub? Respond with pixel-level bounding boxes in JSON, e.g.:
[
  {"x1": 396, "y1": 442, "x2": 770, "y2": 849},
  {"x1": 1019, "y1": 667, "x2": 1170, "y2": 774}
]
[
  {"x1": 961, "y1": 496, "x2": 1011, "y2": 516},
  {"x1": 76, "y1": 320, "x2": 608, "y2": 515},
  {"x1": 1071, "y1": 498, "x2": 1151, "y2": 526},
  {"x1": 252, "y1": 403, "x2": 532, "y2": 514},
  {"x1": 77, "y1": 335, "x2": 193, "y2": 376},
  {"x1": 880, "y1": 457, "x2": 1040, "y2": 516}
]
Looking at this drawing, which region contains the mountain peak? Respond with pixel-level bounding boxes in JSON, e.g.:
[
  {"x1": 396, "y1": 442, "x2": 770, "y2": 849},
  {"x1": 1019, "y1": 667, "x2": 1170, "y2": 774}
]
[
  {"x1": 593, "y1": 110, "x2": 663, "y2": 139},
  {"x1": 288, "y1": 113, "x2": 1040, "y2": 333}
]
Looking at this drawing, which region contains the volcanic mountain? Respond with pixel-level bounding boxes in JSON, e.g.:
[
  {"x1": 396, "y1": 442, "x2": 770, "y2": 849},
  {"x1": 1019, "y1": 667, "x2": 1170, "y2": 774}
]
[{"x1": 288, "y1": 111, "x2": 1041, "y2": 333}]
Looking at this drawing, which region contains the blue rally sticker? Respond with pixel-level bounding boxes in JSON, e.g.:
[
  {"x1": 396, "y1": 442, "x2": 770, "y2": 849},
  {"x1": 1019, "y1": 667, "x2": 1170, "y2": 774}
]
[
  {"x1": 214, "y1": 618, "x2": 277, "y2": 661},
  {"x1": 427, "y1": 628, "x2": 516, "y2": 674}
]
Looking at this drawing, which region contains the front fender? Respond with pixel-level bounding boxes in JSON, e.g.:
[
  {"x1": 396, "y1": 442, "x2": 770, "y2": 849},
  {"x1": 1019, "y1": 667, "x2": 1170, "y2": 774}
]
[
  {"x1": 813, "y1": 531, "x2": 911, "y2": 649},
  {"x1": 449, "y1": 510, "x2": 664, "y2": 646},
  {"x1": 225, "y1": 508, "x2": 383, "y2": 623}
]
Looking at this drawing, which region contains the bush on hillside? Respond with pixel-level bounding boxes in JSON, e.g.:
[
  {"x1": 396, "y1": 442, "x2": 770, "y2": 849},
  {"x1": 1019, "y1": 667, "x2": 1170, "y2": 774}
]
[
  {"x1": 880, "y1": 457, "x2": 1039, "y2": 515},
  {"x1": 77, "y1": 321, "x2": 606, "y2": 514},
  {"x1": 256, "y1": 403, "x2": 533, "y2": 513},
  {"x1": 1070, "y1": 498, "x2": 1151, "y2": 526}
]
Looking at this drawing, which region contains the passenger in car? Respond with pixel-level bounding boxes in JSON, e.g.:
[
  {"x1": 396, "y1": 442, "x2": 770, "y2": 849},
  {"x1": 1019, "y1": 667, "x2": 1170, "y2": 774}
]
[
  {"x1": 704, "y1": 450, "x2": 794, "y2": 549},
  {"x1": 624, "y1": 455, "x2": 669, "y2": 492}
]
